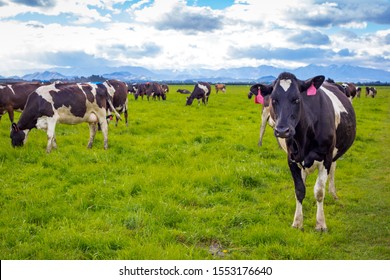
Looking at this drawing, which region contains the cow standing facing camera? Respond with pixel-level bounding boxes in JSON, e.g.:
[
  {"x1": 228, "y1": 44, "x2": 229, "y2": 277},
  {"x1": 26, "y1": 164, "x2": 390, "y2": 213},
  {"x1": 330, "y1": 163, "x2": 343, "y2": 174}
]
[{"x1": 252, "y1": 72, "x2": 356, "y2": 231}]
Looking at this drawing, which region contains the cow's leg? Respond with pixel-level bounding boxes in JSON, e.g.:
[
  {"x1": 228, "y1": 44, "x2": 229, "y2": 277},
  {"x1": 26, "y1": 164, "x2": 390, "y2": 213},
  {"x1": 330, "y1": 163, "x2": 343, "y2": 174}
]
[
  {"x1": 314, "y1": 162, "x2": 329, "y2": 231},
  {"x1": 45, "y1": 119, "x2": 57, "y2": 153},
  {"x1": 124, "y1": 108, "x2": 128, "y2": 126},
  {"x1": 87, "y1": 123, "x2": 97, "y2": 149},
  {"x1": 99, "y1": 118, "x2": 109, "y2": 150},
  {"x1": 115, "y1": 114, "x2": 119, "y2": 126},
  {"x1": 289, "y1": 161, "x2": 306, "y2": 229},
  {"x1": 7, "y1": 107, "x2": 14, "y2": 123},
  {"x1": 328, "y1": 161, "x2": 338, "y2": 199},
  {"x1": 51, "y1": 134, "x2": 57, "y2": 150},
  {"x1": 258, "y1": 107, "x2": 270, "y2": 146}
]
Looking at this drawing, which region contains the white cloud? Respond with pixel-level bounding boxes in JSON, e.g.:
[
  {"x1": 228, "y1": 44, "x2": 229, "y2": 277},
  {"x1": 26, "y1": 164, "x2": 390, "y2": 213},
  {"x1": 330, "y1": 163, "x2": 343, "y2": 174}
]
[{"x1": 0, "y1": 0, "x2": 389, "y2": 76}]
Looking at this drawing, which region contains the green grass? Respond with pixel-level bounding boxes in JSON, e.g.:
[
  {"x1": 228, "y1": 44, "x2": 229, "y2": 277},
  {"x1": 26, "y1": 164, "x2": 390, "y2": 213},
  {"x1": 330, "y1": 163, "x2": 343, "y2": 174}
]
[{"x1": 0, "y1": 85, "x2": 389, "y2": 260}]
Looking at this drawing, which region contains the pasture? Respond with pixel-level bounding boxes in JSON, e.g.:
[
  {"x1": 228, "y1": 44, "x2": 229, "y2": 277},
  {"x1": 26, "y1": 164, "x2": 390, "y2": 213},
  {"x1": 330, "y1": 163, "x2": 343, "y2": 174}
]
[{"x1": 0, "y1": 84, "x2": 389, "y2": 260}]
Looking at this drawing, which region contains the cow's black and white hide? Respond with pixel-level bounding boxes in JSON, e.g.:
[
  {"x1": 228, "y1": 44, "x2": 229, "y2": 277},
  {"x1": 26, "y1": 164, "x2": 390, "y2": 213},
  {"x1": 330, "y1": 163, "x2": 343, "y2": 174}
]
[
  {"x1": 10, "y1": 82, "x2": 120, "y2": 153},
  {"x1": 186, "y1": 82, "x2": 211, "y2": 106},
  {"x1": 253, "y1": 72, "x2": 356, "y2": 231}
]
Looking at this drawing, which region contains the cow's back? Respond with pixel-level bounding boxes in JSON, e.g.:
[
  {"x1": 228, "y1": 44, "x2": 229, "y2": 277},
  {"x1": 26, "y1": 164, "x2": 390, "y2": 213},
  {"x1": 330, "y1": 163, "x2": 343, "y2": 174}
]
[
  {"x1": 321, "y1": 82, "x2": 356, "y2": 161},
  {"x1": 108, "y1": 80, "x2": 128, "y2": 107}
]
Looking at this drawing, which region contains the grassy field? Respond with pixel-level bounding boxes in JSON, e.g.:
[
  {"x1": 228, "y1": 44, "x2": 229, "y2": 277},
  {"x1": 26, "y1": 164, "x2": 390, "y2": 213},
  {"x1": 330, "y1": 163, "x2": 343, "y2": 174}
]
[{"x1": 0, "y1": 84, "x2": 389, "y2": 260}]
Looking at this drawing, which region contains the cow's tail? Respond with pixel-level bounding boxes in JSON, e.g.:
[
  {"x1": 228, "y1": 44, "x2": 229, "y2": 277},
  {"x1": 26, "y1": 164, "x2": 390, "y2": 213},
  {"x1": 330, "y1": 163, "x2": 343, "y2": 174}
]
[{"x1": 106, "y1": 93, "x2": 122, "y2": 121}]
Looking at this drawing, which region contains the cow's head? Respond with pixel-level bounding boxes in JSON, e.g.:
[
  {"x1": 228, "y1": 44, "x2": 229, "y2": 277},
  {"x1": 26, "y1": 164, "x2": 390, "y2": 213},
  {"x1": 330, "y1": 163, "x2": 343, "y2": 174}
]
[
  {"x1": 253, "y1": 72, "x2": 324, "y2": 138},
  {"x1": 10, "y1": 123, "x2": 26, "y2": 147},
  {"x1": 248, "y1": 89, "x2": 255, "y2": 99},
  {"x1": 186, "y1": 96, "x2": 193, "y2": 106}
]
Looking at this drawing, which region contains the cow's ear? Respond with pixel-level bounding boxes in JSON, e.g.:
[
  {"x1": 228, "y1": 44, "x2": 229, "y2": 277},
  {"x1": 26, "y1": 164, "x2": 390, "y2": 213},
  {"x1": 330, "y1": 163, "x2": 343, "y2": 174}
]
[
  {"x1": 301, "y1": 75, "x2": 325, "y2": 96},
  {"x1": 250, "y1": 84, "x2": 273, "y2": 97},
  {"x1": 11, "y1": 123, "x2": 19, "y2": 132}
]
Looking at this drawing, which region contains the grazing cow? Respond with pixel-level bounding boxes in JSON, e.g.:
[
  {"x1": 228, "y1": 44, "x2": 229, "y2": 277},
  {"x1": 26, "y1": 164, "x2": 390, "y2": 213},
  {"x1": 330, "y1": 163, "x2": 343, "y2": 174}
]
[
  {"x1": 253, "y1": 72, "x2": 356, "y2": 230},
  {"x1": 145, "y1": 82, "x2": 166, "y2": 101},
  {"x1": 161, "y1": 84, "x2": 169, "y2": 94},
  {"x1": 10, "y1": 82, "x2": 121, "y2": 153},
  {"x1": 186, "y1": 82, "x2": 211, "y2": 106},
  {"x1": 134, "y1": 83, "x2": 147, "y2": 100},
  {"x1": 0, "y1": 82, "x2": 44, "y2": 124},
  {"x1": 366, "y1": 86, "x2": 377, "y2": 97},
  {"x1": 107, "y1": 79, "x2": 129, "y2": 126},
  {"x1": 177, "y1": 89, "x2": 191, "y2": 94},
  {"x1": 128, "y1": 83, "x2": 138, "y2": 95},
  {"x1": 342, "y1": 83, "x2": 357, "y2": 100},
  {"x1": 356, "y1": 86, "x2": 361, "y2": 98},
  {"x1": 215, "y1": 84, "x2": 226, "y2": 93}
]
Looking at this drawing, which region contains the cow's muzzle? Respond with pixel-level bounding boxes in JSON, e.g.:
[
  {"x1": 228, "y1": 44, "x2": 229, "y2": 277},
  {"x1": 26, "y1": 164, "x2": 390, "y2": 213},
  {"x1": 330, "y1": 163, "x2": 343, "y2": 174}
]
[{"x1": 274, "y1": 126, "x2": 291, "y2": 138}]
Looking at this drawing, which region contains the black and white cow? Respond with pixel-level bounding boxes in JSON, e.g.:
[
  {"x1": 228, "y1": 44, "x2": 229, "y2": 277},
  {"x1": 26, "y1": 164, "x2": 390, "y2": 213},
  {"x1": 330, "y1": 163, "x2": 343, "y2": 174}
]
[
  {"x1": 177, "y1": 89, "x2": 191, "y2": 94},
  {"x1": 356, "y1": 86, "x2": 361, "y2": 98},
  {"x1": 248, "y1": 87, "x2": 275, "y2": 147},
  {"x1": 107, "y1": 79, "x2": 129, "y2": 126},
  {"x1": 128, "y1": 83, "x2": 139, "y2": 99},
  {"x1": 365, "y1": 86, "x2": 377, "y2": 98},
  {"x1": 0, "y1": 81, "x2": 44, "y2": 124},
  {"x1": 342, "y1": 82, "x2": 357, "y2": 100},
  {"x1": 252, "y1": 72, "x2": 356, "y2": 231},
  {"x1": 186, "y1": 82, "x2": 211, "y2": 106},
  {"x1": 10, "y1": 81, "x2": 121, "y2": 153}
]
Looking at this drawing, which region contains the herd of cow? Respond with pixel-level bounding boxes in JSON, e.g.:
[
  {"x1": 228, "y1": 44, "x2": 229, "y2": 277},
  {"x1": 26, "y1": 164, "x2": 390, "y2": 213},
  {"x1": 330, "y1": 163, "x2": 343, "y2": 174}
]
[
  {"x1": 0, "y1": 73, "x2": 376, "y2": 230},
  {"x1": 0, "y1": 80, "x2": 226, "y2": 153}
]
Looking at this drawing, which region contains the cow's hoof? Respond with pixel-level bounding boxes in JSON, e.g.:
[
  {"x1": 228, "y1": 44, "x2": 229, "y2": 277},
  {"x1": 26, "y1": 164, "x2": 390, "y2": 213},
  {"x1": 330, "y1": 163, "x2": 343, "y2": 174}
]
[
  {"x1": 258, "y1": 141, "x2": 263, "y2": 147},
  {"x1": 315, "y1": 226, "x2": 328, "y2": 232},
  {"x1": 292, "y1": 225, "x2": 304, "y2": 231}
]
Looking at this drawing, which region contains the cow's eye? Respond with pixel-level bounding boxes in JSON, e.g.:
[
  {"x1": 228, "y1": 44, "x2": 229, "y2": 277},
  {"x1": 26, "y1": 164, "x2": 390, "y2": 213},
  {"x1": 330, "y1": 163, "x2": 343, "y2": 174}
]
[
  {"x1": 272, "y1": 99, "x2": 278, "y2": 105},
  {"x1": 294, "y1": 98, "x2": 300, "y2": 104}
]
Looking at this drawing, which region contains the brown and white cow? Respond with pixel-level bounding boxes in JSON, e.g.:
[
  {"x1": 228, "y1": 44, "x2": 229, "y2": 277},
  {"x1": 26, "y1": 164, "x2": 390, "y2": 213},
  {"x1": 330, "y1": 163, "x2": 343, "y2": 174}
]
[
  {"x1": 342, "y1": 82, "x2": 357, "y2": 100},
  {"x1": 161, "y1": 84, "x2": 169, "y2": 94},
  {"x1": 145, "y1": 82, "x2": 166, "y2": 101},
  {"x1": 0, "y1": 81, "x2": 44, "y2": 124},
  {"x1": 215, "y1": 84, "x2": 226, "y2": 93},
  {"x1": 10, "y1": 81, "x2": 121, "y2": 153},
  {"x1": 134, "y1": 83, "x2": 147, "y2": 100},
  {"x1": 253, "y1": 72, "x2": 356, "y2": 230}
]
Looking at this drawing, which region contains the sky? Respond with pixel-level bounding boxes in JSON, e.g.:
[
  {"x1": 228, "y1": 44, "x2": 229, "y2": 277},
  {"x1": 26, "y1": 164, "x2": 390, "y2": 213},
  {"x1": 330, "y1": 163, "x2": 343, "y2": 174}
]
[{"x1": 0, "y1": 0, "x2": 389, "y2": 76}]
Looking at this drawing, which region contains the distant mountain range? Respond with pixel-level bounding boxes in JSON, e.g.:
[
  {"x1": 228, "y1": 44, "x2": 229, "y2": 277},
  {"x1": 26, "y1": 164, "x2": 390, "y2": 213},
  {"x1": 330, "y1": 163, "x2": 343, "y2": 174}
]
[{"x1": 2, "y1": 64, "x2": 389, "y2": 83}]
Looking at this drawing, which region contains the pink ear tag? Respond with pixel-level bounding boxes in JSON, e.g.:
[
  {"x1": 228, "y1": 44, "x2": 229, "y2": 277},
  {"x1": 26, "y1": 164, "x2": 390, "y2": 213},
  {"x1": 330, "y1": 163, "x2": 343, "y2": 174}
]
[
  {"x1": 307, "y1": 83, "x2": 317, "y2": 96},
  {"x1": 255, "y1": 89, "x2": 264, "y2": 104}
]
